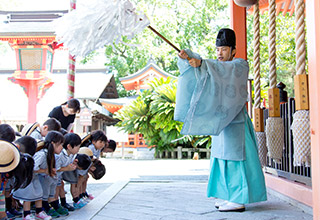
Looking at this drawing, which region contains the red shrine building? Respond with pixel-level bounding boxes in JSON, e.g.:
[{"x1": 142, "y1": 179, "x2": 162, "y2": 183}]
[{"x1": 101, "y1": 59, "x2": 176, "y2": 149}]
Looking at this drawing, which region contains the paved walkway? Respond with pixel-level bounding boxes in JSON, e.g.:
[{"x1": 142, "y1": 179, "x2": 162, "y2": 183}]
[
  {"x1": 66, "y1": 159, "x2": 312, "y2": 220},
  {"x1": 13, "y1": 159, "x2": 313, "y2": 220}
]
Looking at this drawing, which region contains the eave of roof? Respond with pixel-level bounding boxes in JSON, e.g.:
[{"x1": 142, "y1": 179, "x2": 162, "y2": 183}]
[
  {"x1": 99, "y1": 96, "x2": 138, "y2": 106},
  {"x1": 91, "y1": 109, "x2": 120, "y2": 126},
  {"x1": 0, "y1": 22, "x2": 55, "y2": 36},
  {"x1": 0, "y1": 10, "x2": 67, "y2": 37},
  {"x1": 247, "y1": 0, "x2": 304, "y2": 16},
  {"x1": 119, "y1": 60, "x2": 176, "y2": 82}
]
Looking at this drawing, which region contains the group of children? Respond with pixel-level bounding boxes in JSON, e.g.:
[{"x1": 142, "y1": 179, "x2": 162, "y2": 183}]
[{"x1": 0, "y1": 119, "x2": 116, "y2": 220}]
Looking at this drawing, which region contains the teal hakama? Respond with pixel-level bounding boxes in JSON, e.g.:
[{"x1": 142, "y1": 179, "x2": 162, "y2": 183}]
[
  {"x1": 175, "y1": 49, "x2": 267, "y2": 204},
  {"x1": 207, "y1": 111, "x2": 267, "y2": 204}
]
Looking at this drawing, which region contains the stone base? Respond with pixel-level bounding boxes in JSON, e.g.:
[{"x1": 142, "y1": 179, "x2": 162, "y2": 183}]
[
  {"x1": 111, "y1": 147, "x2": 155, "y2": 160},
  {"x1": 133, "y1": 147, "x2": 155, "y2": 160}
]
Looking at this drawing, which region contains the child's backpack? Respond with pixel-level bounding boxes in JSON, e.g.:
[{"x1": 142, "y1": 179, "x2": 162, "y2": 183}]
[
  {"x1": 81, "y1": 133, "x2": 92, "y2": 147},
  {"x1": 89, "y1": 159, "x2": 105, "y2": 180},
  {"x1": 36, "y1": 140, "x2": 45, "y2": 152},
  {"x1": 21, "y1": 122, "x2": 40, "y2": 136}
]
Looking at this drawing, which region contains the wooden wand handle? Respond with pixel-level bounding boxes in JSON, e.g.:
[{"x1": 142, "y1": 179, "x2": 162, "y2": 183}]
[
  {"x1": 147, "y1": 25, "x2": 191, "y2": 60},
  {"x1": 147, "y1": 25, "x2": 181, "y2": 52}
]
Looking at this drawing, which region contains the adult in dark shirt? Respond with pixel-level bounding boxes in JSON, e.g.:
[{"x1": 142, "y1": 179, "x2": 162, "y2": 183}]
[{"x1": 48, "y1": 98, "x2": 80, "y2": 132}]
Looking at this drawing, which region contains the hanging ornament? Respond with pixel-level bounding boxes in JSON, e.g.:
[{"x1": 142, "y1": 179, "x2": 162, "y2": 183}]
[{"x1": 233, "y1": 0, "x2": 258, "y2": 7}]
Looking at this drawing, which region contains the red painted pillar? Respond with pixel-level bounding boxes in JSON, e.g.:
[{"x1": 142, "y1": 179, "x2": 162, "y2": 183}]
[
  {"x1": 230, "y1": 0, "x2": 247, "y2": 60},
  {"x1": 67, "y1": 0, "x2": 76, "y2": 100},
  {"x1": 306, "y1": 0, "x2": 320, "y2": 218},
  {"x1": 27, "y1": 80, "x2": 38, "y2": 123}
]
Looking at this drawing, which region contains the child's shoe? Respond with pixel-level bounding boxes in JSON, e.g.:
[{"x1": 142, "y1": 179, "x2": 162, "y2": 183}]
[
  {"x1": 23, "y1": 213, "x2": 36, "y2": 220},
  {"x1": 83, "y1": 196, "x2": 91, "y2": 203},
  {"x1": 6, "y1": 211, "x2": 15, "y2": 219},
  {"x1": 55, "y1": 205, "x2": 69, "y2": 216},
  {"x1": 62, "y1": 203, "x2": 75, "y2": 212},
  {"x1": 35, "y1": 211, "x2": 52, "y2": 220},
  {"x1": 7, "y1": 208, "x2": 23, "y2": 217},
  {"x1": 46, "y1": 208, "x2": 60, "y2": 218},
  {"x1": 73, "y1": 199, "x2": 87, "y2": 209},
  {"x1": 80, "y1": 198, "x2": 88, "y2": 205},
  {"x1": 87, "y1": 194, "x2": 94, "y2": 200}
]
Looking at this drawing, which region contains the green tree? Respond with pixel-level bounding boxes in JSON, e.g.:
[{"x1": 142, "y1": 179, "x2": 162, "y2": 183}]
[
  {"x1": 88, "y1": 2, "x2": 301, "y2": 154},
  {"x1": 81, "y1": 0, "x2": 229, "y2": 97},
  {"x1": 247, "y1": 12, "x2": 299, "y2": 100}
]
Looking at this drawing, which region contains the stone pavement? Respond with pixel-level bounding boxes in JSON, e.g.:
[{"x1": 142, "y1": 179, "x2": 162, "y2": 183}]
[
  {"x1": 65, "y1": 159, "x2": 312, "y2": 220},
  {"x1": 12, "y1": 159, "x2": 313, "y2": 220}
]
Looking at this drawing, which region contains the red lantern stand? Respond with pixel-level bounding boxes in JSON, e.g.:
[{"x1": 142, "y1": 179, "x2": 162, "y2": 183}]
[{"x1": 0, "y1": 36, "x2": 59, "y2": 123}]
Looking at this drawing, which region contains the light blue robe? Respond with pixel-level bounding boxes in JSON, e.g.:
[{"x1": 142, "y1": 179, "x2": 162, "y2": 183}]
[
  {"x1": 175, "y1": 49, "x2": 248, "y2": 161},
  {"x1": 175, "y1": 49, "x2": 267, "y2": 204}
]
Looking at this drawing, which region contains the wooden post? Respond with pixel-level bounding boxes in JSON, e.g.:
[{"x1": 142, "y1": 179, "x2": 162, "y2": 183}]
[
  {"x1": 177, "y1": 146, "x2": 182, "y2": 160},
  {"x1": 294, "y1": 74, "x2": 309, "y2": 110},
  {"x1": 187, "y1": 150, "x2": 192, "y2": 159},
  {"x1": 254, "y1": 108, "x2": 264, "y2": 132},
  {"x1": 268, "y1": 88, "x2": 280, "y2": 117},
  {"x1": 121, "y1": 142, "x2": 124, "y2": 159}
]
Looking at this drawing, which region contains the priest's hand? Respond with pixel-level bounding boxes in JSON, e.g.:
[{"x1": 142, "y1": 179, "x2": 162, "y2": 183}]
[
  {"x1": 178, "y1": 50, "x2": 189, "y2": 60},
  {"x1": 189, "y1": 58, "x2": 202, "y2": 68}
]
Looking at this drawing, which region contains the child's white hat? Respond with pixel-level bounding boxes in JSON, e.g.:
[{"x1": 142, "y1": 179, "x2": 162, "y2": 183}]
[
  {"x1": 21, "y1": 122, "x2": 40, "y2": 136},
  {"x1": 79, "y1": 147, "x2": 93, "y2": 157},
  {"x1": 0, "y1": 140, "x2": 20, "y2": 173}
]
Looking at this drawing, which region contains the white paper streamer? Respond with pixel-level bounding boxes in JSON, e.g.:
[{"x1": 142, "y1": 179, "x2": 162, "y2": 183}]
[{"x1": 54, "y1": 0, "x2": 150, "y2": 57}]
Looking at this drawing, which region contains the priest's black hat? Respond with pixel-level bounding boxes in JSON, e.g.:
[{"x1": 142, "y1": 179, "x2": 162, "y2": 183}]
[{"x1": 216, "y1": 28, "x2": 236, "y2": 49}]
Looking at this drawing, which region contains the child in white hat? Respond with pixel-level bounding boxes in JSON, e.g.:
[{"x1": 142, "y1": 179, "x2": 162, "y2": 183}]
[{"x1": 0, "y1": 140, "x2": 20, "y2": 220}]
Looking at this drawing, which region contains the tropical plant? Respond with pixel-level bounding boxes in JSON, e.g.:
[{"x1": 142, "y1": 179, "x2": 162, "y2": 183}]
[
  {"x1": 114, "y1": 77, "x2": 183, "y2": 153},
  {"x1": 149, "y1": 77, "x2": 184, "y2": 152},
  {"x1": 114, "y1": 76, "x2": 212, "y2": 154}
]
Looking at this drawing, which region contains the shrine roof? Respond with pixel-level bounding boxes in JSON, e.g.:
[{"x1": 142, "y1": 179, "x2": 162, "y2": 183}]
[
  {"x1": 53, "y1": 69, "x2": 119, "y2": 100},
  {"x1": 100, "y1": 96, "x2": 138, "y2": 106},
  {"x1": 91, "y1": 109, "x2": 120, "y2": 126},
  {"x1": 119, "y1": 59, "x2": 176, "y2": 82},
  {"x1": 248, "y1": 0, "x2": 305, "y2": 16},
  {"x1": 0, "y1": 10, "x2": 67, "y2": 36}
]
